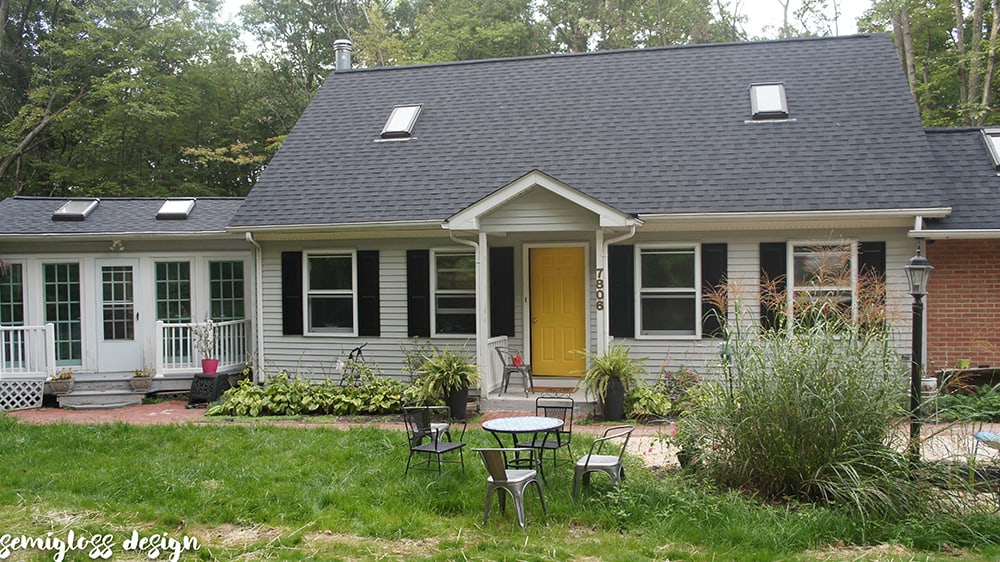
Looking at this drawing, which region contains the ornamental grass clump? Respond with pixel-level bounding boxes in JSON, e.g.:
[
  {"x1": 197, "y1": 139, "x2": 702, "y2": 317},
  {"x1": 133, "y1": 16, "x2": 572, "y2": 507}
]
[{"x1": 677, "y1": 277, "x2": 930, "y2": 520}]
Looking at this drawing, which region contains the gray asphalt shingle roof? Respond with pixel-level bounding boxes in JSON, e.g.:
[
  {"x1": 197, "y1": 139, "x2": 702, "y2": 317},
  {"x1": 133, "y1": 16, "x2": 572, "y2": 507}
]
[
  {"x1": 231, "y1": 34, "x2": 947, "y2": 228},
  {"x1": 924, "y1": 128, "x2": 1000, "y2": 231},
  {"x1": 0, "y1": 197, "x2": 244, "y2": 236}
]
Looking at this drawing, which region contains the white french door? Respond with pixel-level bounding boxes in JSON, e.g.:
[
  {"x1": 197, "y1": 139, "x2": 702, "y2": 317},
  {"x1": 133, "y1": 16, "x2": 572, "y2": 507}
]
[{"x1": 96, "y1": 259, "x2": 142, "y2": 373}]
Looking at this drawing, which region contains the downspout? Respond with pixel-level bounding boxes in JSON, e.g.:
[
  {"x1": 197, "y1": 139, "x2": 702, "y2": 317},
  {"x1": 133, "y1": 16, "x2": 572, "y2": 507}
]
[
  {"x1": 245, "y1": 232, "x2": 264, "y2": 384},
  {"x1": 597, "y1": 224, "x2": 638, "y2": 354},
  {"x1": 449, "y1": 231, "x2": 487, "y2": 392}
]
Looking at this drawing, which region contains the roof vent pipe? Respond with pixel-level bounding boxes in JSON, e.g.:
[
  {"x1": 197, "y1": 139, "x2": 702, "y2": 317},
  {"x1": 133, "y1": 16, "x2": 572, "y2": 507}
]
[{"x1": 334, "y1": 39, "x2": 353, "y2": 72}]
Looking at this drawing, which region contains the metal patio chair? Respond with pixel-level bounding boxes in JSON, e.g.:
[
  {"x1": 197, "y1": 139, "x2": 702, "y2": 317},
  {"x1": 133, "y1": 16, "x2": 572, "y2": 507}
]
[
  {"x1": 572, "y1": 424, "x2": 635, "y2": 501},
  {"x1": 474, "y1": 448, "x2": 548, "y2": 529},
  {"x1": 403, "y1": 406, "x2": 466, "y2": 474},
  {"x1": 495, "y1": 346, "x2": 532, "y2": 397},
  {"x1": 520, "y1": 396, "x2": 574, "y2": 470}
]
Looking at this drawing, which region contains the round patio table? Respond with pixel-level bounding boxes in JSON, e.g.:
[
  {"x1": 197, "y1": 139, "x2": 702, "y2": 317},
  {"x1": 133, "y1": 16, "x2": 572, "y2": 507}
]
[{"x1": 482, "y1": 416, "x2": 564, "y2": 480}]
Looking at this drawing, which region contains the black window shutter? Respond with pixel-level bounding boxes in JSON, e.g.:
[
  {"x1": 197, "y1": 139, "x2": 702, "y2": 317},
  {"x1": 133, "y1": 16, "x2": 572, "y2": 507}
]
[
  {"x1": 608, "y1": 245, "x2": 635, "y2": 338},
  {"x1": 490, "y1": 247, "x2": 515, "y2": 337},
  {"x1": 406, "y1": 250, "x2": 430, "y2": 337},
  {"x1": 357, "y1": 250, "x2": 380, "y2": 337},
  {"x1": 759, "y1": 242, "x2": 787, "y2": 331},
  {"x1": 858, "y1": 241, "x2": 886, "y2": 281},
  {"x1": 281, "y1": 251, "x2": 303, "y2": 335},
  {"x1": 701, "y1": 243, "x2": 728, "y2": 338}
]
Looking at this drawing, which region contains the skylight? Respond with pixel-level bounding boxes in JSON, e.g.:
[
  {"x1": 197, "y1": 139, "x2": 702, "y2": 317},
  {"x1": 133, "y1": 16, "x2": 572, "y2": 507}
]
[
  {"x1": 750, "y1": 83, "x2": 788, "y2": 120},
  {"x1": 52, "y1": 199, "x2": 99, "y2": 221},
  {"x1": 157, "y1": 198, "x2": 196, "y2": 220},
  {"x1": 982, "y1": 128, "x2": 1000, "y2": 170},
  {"x1": 380, "y1": 105, "x2": 422, "y2": 139}
]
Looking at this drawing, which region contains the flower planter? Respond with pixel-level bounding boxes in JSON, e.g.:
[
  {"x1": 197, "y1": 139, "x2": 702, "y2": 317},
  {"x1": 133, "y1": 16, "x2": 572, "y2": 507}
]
[
  {"x1": 201, "y1": 358, "x2": 219, "y2": 375},
  {"x1": 129, "y1": 377, "x2": 153, "y2": 392},
  {"x1": 602, "y1": 378, "x2": 626, "y2": 421},
  {"x1": 48, "y1": 379, "x2": 73, "y2": 394},
  {"x1": 445, "y1": 387, "x2": 469, "y2": 420}
]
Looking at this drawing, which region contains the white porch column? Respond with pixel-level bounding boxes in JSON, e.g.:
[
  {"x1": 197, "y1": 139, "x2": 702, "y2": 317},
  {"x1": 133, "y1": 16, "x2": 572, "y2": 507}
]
[
  {"x1": 595, "y1": 229, "x2": 607, "y2": 355},
  {"x1": 477, "y1": 231, "x2": 490, "y2": 384}
]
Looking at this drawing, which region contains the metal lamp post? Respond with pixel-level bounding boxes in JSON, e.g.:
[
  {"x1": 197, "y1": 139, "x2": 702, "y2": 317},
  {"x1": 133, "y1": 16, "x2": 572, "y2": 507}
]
[{"x1": 904, "y1": 246, "x2": 933, "y2": 468}]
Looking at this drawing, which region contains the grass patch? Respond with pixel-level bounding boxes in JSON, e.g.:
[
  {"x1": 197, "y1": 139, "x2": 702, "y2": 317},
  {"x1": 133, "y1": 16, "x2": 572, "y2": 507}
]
[{"x1": 0, "y1": 415, "x2": 998, "y2": 561}]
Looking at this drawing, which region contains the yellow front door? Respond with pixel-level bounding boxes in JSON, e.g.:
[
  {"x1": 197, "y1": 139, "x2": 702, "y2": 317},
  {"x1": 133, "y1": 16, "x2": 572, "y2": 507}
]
[{"x1": 529, "y1": 246, "x2": 586, "y2": 376}]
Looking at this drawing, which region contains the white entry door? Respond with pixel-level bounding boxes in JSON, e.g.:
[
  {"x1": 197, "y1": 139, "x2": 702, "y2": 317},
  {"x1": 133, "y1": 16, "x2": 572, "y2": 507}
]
[{"x1": 96, "y1": 260, "x2": 142, "y2": 373}]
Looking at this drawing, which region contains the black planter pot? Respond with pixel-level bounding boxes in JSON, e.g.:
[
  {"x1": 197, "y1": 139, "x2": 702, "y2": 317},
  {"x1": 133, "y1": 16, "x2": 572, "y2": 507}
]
[
  {"x1": 602, "y1": 378, "x2": 626, "y2": 421},
  {"x1": 445, "y1": 387, "x2": 469, "y2": 420}
]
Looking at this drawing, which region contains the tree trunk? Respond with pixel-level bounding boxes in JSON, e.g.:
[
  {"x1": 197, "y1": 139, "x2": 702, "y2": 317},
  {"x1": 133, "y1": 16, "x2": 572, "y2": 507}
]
[
  {"x1": 954, "y1": 0, "x2": 969, "y2": 106},
  {"x1": 969, "y1": 0, "x2": 985, "y2": 103},
  {"x1": 978, "y1": 0, "x2": 1000, "y2": 125},
  {"x1": 895, "y1": 4, "x2": 920, "y2": 113}
]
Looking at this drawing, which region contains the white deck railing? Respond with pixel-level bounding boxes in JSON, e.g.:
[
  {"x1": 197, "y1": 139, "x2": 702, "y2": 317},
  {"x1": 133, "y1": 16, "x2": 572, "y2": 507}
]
[
  {"x1": 156, "y1": 319, "x2": 250, "y2": 375},
  {"x1": 0, "y1": 324, "x2": 56, "y2": 379},
  {"x1": 485, "y1": 335, "x2": 508, "y2": 395}
]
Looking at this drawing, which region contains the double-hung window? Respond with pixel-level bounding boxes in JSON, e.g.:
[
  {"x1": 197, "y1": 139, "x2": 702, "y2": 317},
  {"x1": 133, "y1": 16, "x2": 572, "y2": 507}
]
[
  {"x1": 789, "y1": 243, "x2": 856, "y2": 323},
  {"x1": 307, "y1": 252, "x2": 356, "y2": 335},
  {"x1": 433, "y1": 251, "x2": 476, "y2": 335},
  {"x1": 637, "y1": 246, "x2": 699, "y2": 337}
]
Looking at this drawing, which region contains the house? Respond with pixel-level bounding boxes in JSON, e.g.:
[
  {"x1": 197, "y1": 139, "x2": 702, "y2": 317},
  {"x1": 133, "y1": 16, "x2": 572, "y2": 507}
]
[
  {"x1": 920, "y1": 128, "x2": 1000, "y2": 374},
  {"x1": 225, "y1": 34, "x2": 951, "y2": 398},
  {"x1": 0, "y1": 197, "x2": 255, "y2": 408},
  {"x1": 5, "y1": 33, "x2": 995, "y2": 410}
]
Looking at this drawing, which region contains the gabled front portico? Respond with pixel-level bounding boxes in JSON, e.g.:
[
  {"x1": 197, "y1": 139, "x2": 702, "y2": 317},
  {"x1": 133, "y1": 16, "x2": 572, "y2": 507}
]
[{"x1": 444, "y1": 170, "x2": 641, "y2": 394}]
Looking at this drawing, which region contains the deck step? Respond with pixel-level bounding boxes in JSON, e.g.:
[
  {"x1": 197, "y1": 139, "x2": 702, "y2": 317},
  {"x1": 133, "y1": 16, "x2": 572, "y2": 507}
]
[{"x1": 57, "y1": 390, "x2": 143, "y2": 409}]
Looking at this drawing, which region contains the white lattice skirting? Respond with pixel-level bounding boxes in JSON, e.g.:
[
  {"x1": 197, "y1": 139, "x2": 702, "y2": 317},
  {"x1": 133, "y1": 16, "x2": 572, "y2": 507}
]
[{"x1": 0, "y1": 380, "x2": 44, "y2": 411}]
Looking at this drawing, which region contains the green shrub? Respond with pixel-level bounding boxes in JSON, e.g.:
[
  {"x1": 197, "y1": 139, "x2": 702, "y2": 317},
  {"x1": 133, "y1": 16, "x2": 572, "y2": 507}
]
[
  {"x1": 938, "y1": 383, "x2": 1000, "y2": 422},
  {"x1": 207, "y1": 369, "x2": 409, "y2": 417},
  {"x1": 627, "y1": 367, "x2": 702, "y2": 421}
]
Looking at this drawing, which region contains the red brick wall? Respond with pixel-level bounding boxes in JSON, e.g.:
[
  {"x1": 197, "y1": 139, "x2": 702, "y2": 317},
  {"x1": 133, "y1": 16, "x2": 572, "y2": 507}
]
[{"x1": 926, "y1": 239, "x2": 1000, "y2": 372}]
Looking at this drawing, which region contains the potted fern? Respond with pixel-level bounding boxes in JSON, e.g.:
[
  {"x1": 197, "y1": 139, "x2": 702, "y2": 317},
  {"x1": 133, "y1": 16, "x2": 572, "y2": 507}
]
[
  {"x1": 578, "y1": 343, "x2": 646, "y2": 421},
  {"x1": 417, "y1": 347, "x2": 479, "y2": 419}
]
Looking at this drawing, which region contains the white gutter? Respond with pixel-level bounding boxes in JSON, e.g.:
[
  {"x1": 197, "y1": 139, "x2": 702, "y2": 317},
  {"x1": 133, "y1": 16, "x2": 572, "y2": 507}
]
[
  {"x1": 227, "y1": 219, "x2": 443, "y2": 235},
  {"x1": 596, "y1": 224, "x2": 638, "y2": 354},
  {"x1": 245, "y1": 232, "x2": 265, "y2": 384},
  {"x1": 449, "y1": 231, "x2": 487, "y2": 389},
  {"x1": 909, "y1": 229, "x2": 1000, "y2": 239},
  {"x1": 0, "y1": 231, "x2": 238, "y2": 241},
  {"x1": 639, "y1": 208, "x2": 953, "y2": 223}
]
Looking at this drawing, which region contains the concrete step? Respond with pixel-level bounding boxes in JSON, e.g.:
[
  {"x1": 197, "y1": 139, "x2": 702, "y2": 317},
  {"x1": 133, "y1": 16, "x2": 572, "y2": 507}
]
[
  {"x1": 57, "y1": 390, "x2": 143, "y2": 410},
  {"x1": 480, "y1": 386, "x2": 598, "y2": 417}
]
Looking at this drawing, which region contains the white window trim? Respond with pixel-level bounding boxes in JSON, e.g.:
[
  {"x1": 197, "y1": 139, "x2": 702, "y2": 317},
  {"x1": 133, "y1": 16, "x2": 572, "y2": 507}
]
[
  {"x1": 431, "y1": 248, "x2": 477, "y2": 337},
  {"x1": 634, "y1": 243, "x2": 702, "y2": 340},
  {"x1": 304, "y1": 250, "x2": 358, "y2": 337},
  {"x1": 786, "y1": 241, "x2": 858, "y2": 325}
]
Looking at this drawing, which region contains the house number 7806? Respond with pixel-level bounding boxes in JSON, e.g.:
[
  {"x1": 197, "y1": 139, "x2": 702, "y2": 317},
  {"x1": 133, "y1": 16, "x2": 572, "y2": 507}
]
[{"x1": 595, "y1": 268, "x2": 605, "y2": 311}]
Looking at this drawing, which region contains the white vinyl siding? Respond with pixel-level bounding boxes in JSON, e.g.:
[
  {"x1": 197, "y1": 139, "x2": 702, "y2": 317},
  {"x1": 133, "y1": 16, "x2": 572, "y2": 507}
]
[{"x1": 479, "y1": 188, "x2": 598, "y2": 233}]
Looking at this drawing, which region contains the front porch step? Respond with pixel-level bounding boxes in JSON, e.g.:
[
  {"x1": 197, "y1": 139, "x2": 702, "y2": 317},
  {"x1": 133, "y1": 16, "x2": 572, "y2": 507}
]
[
  {"x1": 479, "y1": 386, "x2": 598, "y2": 417},
  {"x1": 57, "y1": 390, "x2": 143, "y2": 410}
]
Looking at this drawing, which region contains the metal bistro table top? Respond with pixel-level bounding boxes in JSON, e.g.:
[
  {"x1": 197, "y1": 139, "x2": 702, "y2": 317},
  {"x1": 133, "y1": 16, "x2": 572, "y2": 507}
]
[{"x1": 481, "y1": 416, "x2": 563, "y2": 434}]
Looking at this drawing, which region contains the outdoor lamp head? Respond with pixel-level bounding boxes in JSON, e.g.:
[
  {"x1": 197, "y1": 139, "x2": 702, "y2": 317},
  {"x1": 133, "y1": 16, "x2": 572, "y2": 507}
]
[{"x1": 904, "y1": 252, "x2": 933, "y2": 297}]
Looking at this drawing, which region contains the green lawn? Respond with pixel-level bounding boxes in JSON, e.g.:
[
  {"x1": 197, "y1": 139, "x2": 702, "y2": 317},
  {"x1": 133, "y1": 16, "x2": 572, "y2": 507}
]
[{"x1": 1, "y1": 414, "x2": 999, "y2": 561}]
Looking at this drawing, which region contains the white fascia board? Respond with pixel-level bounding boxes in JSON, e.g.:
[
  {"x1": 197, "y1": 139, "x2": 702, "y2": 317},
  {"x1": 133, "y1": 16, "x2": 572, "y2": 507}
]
[
  {"x1": 0, "y1": 231, "x2": 238, "y2": 241},
  {"x1": 444, "y1": 170, "x2": 639, "y2": 231},
  {"x1": 228, "y1": 220, "x2": 445, "y2": 240},
  {"x1": 909, "y1": 229, "x2": 1000, "y2": 239},
  {"x1": 639, "y1": 208, "x2": 952, "y2": 231}
]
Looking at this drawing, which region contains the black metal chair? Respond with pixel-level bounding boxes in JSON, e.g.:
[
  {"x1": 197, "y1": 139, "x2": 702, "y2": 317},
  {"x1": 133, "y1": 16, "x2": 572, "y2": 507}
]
[
  {"x1": 403, "y1": 406, "x2": 466, "y2": 474},
  {"x1": 495, "y1": 346, "x2": 532, "y2": 397},
  {"x1": 474, "y1": 448, "x2": 547, "y2": 530},
  {"x1": 572, "y1": 424, "x2": 635, "y2": 500},
  {"x1": 520, "y1": 396, "x2": 574, "y2": 470}
]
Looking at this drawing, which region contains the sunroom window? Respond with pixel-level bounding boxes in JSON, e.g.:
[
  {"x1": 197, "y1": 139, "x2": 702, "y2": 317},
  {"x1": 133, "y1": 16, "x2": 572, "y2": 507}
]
[
  {"x1": 433, "y1": 251, "x2": 476, "y2": 335},
  {"x1": 307, "y1": 253, "x2": 356, "y2": 334},
  {"x1": 638, "y1": 246, "x2": 699, "y2": 337}
]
